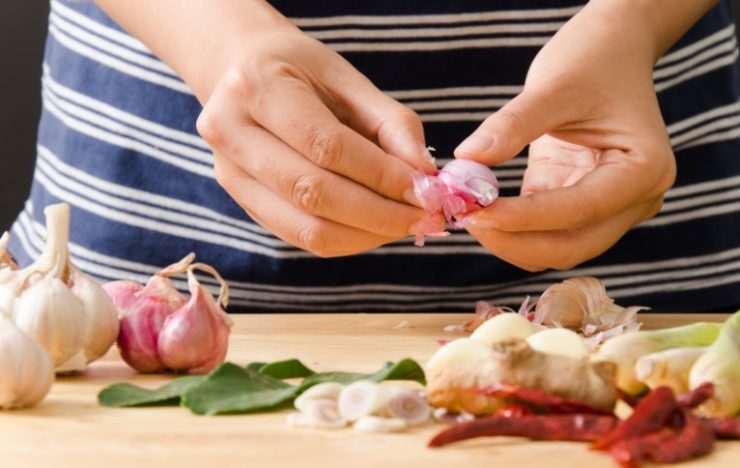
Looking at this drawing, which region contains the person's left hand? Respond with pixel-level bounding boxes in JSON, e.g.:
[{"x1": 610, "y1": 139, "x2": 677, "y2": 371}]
[{"x1": 455, "y1": 0, "x2": 677, "y2": 271}]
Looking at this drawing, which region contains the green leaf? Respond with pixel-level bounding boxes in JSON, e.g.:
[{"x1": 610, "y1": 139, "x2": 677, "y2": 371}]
[
  {"x1": 97, "y1": 358, "x2": 426, "y2": 415},
  {"x1": 258, "y1": 359, "x2": 315, "y2": 379},
  {"x1": 298, "y1": 358, "x2": 426, "y2": 391},
  {"x1": 181, "y1": 362, "x2": 298, "y2": 415},
  {"x1": 98, "y1": 376, "x2": 205, "y2": 407},
  {"x1": 245, "y1": 362, "x2": 267, "y2": 373}
]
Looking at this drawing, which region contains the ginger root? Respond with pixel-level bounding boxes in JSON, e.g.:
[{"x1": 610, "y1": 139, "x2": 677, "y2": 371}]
[{"x1": 426, "y1": 338, "x2": 617, "y2": 415}]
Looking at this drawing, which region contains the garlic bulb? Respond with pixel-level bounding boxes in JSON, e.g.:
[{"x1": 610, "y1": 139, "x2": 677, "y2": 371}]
[
  {"x1": 105, "y1": 254, "x2": 233, "y2": 375},
  {"x1": 0, "y1": 316, "x2": 54, "y2": 409},
  {"x1": 0, "y1": 204, "x2": 120, "y2": 372}
]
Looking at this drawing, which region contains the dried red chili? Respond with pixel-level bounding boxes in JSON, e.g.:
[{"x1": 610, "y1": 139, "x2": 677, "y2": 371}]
[
  {"x1": 494, "y1": 404, "x2": 533, "y2": 418},
  {"x1": 677, "y1": 382, "x2": 714, "y2": 409},
  {"x1": 705, "y1": 416, "x2": 740, "y2": 440},
  {"x1": 593, "y1": 386, "x2": 676, "y2": 449},
  {"x1": 428, "y1": 414, "x2": 618, "y2": 447},
  {"x1": 481, "y1": 384, "x2": 615, "y2": 415}
]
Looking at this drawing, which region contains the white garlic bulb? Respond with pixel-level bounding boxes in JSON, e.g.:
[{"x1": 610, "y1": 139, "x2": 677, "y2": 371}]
[
  {"x1": 0, "y1": 203, "x2": 120, "y2": 373},
  {"x1": 0, "y1": 317, "x2": 54, "y2": 409}
]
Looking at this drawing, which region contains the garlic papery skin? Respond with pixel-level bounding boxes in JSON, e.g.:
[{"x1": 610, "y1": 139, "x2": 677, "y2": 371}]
[
  {"x1": 157, "y1": 263, "x2": 233, "y2": 375},
  {"x1": 14, "y1": 276, "x2": 86, "y2": 372},
  {"x1": 0, "y1": 317, "x2": 54, "y2": 409}
]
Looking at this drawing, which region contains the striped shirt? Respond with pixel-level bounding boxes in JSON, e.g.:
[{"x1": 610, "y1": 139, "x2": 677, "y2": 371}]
[{"x1": 8, "y1": 0, "x2": 740, "y2": 312}]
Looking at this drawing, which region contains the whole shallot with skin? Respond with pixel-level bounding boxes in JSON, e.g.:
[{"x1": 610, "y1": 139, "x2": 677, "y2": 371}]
[
  {"x1": 412, "y1": 159, "x2": 499, "y2": 246},
  {"x1": 0, "y1": 204, "x2": 119, "y2": 373},
  {"x1": 104, "y1": 254, "x2": 233, "y2": 375}
]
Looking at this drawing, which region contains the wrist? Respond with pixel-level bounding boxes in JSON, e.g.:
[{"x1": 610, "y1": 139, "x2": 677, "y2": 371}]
[
  {"x1": 588, "y1": 0, "x2": 721, "y2": 62},
  {"x1": 95, "y1": 0, "x2": 297, "y2": 102}
]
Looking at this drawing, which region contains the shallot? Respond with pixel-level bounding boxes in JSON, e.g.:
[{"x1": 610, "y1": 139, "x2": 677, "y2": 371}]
[
  {"x1": 412, "y1": 159, "x2": 498, "y2": 246},
  {"x1": 104, "y1": 254, "x2": 233, "y2": 374}
]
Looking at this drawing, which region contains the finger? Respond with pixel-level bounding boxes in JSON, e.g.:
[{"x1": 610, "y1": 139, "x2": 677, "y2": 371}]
[
  {"x1": 226, "y1": 123, "x2": 424, "y2": 238},
  {"x1": 468, "y1": 198, "x2": 662, "y2": 271},
  {"x1": 468, "y1": 148, "x2": 665, "y2": 232},
  {"x1": 324, "y1": 65, "x2": 436, "y2": 172},
  {"x1": 214, "y1": 153, "x2": 399, "y2": 257},
  {"x1": 200, "y1": 80, "x2": 424, "y2": 236},
  {"x1": 454, "y1": 88, "x2": 569, "y2": 165},
  {"x1": 246, "y1": 75, "x2": 422, "y2": 205}
]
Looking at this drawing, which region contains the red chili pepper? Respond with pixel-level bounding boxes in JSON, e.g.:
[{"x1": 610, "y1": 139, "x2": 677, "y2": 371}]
[
  {"x1": 646, "y1": 411, "x2": 715, "y2": 464},
  {"x1": 705, "y1": 416, "x2": 740, "y2": 440},
  {"x1": 593, "y1": 386, "x2": 677, "y2": 449},
  {"x1": 494, "y1": 404, "x2": 533, "y2": 418},
  {"x1": 607, "y1": 410, "x2": 715, "y2": 467},
  {"x1": 481, "y1": 384, "x2": 614, "y2": 415},
  {"x1": 677, "y1": 382, "x2": 714, "y2": 409},
  {"x1": 616, "y1": 389, "x2": 642, "y2": 408},
  {"x1": 428, "y1": 414, "x2": 618, "y2": 447}
]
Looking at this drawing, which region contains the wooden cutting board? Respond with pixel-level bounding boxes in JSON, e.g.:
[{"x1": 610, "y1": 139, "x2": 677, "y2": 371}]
[{"x1": 0, "y1": 313, "x2": 736, "y2": 468}]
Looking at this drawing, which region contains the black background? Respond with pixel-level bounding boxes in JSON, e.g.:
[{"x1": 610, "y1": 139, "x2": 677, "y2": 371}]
[{"x1": 2, "y1": 1, "x2": 740, "y2": 228}]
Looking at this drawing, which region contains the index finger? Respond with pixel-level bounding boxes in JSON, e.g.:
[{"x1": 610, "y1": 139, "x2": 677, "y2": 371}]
[
  {"x1": 247, "y1": 75, "x2": 420, "y2": 205},
  {"x1": 470, "y1": 149, "x2": 669, "y2": 232}
]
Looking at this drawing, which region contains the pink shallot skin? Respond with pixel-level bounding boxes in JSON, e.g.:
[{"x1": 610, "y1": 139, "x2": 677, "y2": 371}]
[
  {"x1": 105, "y1": 275, "x2": 188, "y2": 373},
  {"x1": 412, "y1": 159, "x2": 499, "y2": 245},
  {"x1": 103, "y1": 280, "x2": 143, "y2": 310},
  {"x1": 156, "y1": 272, "x2": 231, "y2": 375},
  {"x1": 116, "y1": 294, "x2": 174, "y2": 373}
]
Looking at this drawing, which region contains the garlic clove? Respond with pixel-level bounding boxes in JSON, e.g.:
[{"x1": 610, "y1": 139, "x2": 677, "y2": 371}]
[
  {"x1": 14, "y1": 276, "x2": 85, "y2": 371},
  {"x1": 70, "y1": 267, "x2": 120, "y2": 363},
  {"x1": 0, "y1": 317, "x2": 54, "y2": 409},
  {"x1": 156, "y1": 263, "x2": 232, "y2": 375}
]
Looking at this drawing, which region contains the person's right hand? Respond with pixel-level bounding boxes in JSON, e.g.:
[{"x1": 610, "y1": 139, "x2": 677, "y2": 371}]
[{"x1": 195, "y1": 26, "x2": 435, "y2": 257}]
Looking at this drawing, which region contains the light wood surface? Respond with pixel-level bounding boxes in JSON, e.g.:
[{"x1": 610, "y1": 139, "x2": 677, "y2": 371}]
[{"x1": 0, "y1": 313, "x2": 736, "y2": 468}]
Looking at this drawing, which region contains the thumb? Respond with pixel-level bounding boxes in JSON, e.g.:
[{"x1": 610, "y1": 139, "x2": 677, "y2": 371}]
[{"x1": 454, "y1": 90, "x2": 564, "y2": 165}]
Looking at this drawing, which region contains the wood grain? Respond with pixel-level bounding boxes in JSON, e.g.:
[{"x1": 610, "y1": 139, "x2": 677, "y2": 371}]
[{"x1": 0, "y1": 313, "x2": 736, "y2": 468}]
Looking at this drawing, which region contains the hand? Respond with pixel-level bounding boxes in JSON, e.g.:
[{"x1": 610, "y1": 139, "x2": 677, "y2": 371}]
[
  {"x1": 196, "y1": 27, "x2": 435, "y2": 257},
  {"x1": 455, "y1": 0, "x2": 678, "y2": 271}
]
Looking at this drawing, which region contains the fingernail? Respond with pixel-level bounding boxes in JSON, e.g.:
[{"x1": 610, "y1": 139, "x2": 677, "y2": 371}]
[
  {"x1": 456, "y1": 133, "x2": 493, "y2": 155},
  {"x1": 467, "y1": 214, "x2": 499, "y2": 229},
  {"x1": 422, "y1": 144, "x2": 437, "y2": 166},
  {"x1": 403, "y1": 187, "x2": 420, "y2": 207}
]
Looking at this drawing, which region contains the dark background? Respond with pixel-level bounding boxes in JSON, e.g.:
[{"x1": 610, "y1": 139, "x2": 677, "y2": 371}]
[{"x1": 2, "y1": 2, "x2": 740, "y2": 228}]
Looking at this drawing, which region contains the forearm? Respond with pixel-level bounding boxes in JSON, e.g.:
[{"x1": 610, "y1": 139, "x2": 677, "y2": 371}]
[
  {"x1": 587, "y1": 0, "x2": 721, "y2": 62},
  {"x1": 93, "y1": 0, "x2": 295, "y2": 102}
]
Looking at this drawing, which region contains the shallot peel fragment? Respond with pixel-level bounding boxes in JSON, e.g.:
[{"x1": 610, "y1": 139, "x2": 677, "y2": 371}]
[
  {"x1": 412, "y1": 159, "x2": 499, "y2": 246},
  {"x1": 105, "y1": 254, "x2": 232, "y2": 375}
]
